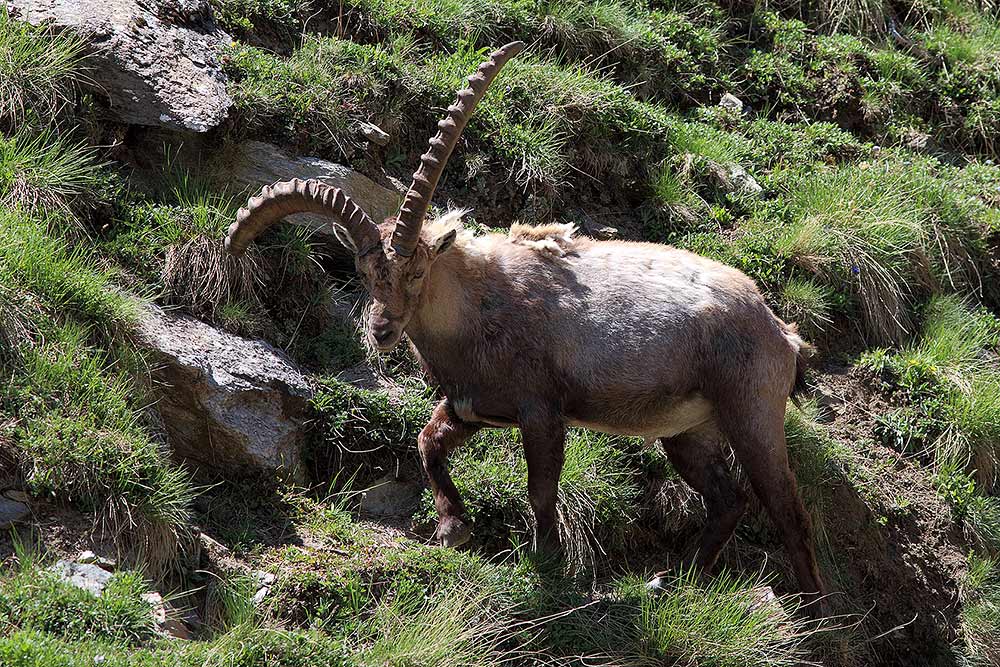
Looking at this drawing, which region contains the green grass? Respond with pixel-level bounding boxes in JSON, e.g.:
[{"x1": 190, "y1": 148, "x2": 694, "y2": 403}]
[
  {"x1": 0, "y1": 130, "x2": 104, "y2": 229},
  {"x1": 961, "y1": 552, "x2": 1000, "y2": 664},
  {"x1": 0, "y1": 7, "x2": 84, "y2": 125},
  {"x1": 0, "y1": 211, "x2": 132, "y2": 335},
  {"x1": 0, "y1": 211, "x2": 194, "y2": 573},
  {"x1": 0, "y1": 540, "x2": 156, "y2": 645},
  {"x1": 0, "y1": 567, "x2": 156, "y2": 645},
  {"x1": 225, "y1": 35, "x2": 673, "y2": 193},
  {"x1": 414, "y1": 427, "x2": 642, "y2": 569},
  {"x1": 768, "y1": 158, "x2": 987, "y2": 343},
  {"x1": 338, "y1": 0, "x2": 730, "y2": 104},
  {"x1": 779, "y1": 278, "x2": 834, "y2": 337},
  {"x1": 624, "y1": 570, "x2": 813, "y2": 667},
  {"x1": 4, "y1": 322, "x2": 195, "y2": 571},
  {"x1": 538, "y1": 570, "x2": 817, "y2": 667},
  {"x1": 861, "y1": 296, "x2": 1000, "y2": 548},
  {"x1": 892, "y1": 297, "x2": 1000, "y2": 487},
  {"x1": 352, "y1": 583, "x2": 523, "y2": 667}
]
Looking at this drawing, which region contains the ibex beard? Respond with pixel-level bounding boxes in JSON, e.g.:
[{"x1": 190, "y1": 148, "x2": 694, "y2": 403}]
[{"x1": 225, "y1": 41, "x2": 827, "y2": 612}]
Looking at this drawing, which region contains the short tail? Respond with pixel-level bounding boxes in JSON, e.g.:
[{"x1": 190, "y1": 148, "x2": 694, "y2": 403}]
[{"x1": 780, "y1": 320, "x2": 814, "y2": 407}]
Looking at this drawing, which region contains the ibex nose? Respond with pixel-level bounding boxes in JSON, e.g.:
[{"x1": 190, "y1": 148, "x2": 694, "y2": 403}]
[{"x1": 372, "y1": 315, "x2": 395, "y2": 345}]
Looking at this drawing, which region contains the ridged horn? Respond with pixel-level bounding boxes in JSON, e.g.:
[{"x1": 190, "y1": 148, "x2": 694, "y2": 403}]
[
  {"x1": 391, "y1": 41, "x2": 525, "y2": 256},
  {"x1": 225, "y1": 178, "x2": 382, "y2": 257}
]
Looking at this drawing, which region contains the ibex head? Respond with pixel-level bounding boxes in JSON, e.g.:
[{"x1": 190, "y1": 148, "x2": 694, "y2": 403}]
[{"x1": 225, "y1": 42, "x2": 525, "y2": 351}]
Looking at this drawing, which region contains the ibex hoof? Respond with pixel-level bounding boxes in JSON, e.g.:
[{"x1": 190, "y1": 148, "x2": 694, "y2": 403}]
[{"x1": 437, "y1": 516, "x2": 471, "y2": 548}]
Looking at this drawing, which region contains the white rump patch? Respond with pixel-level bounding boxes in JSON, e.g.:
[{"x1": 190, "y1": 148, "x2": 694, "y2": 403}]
[{"x1": 508, "y1": 222, "x2": 578, "y2": 257}]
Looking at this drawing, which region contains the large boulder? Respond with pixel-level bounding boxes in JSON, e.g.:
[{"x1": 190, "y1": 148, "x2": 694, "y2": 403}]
[
  {"x1": 6, "y1": 0, "x2": 231, "y2": 132},
  {"x1": 135, "y1": 303, "x2": 312, "y2": 476},
  {"x1": 222, "y1": 141, "x2": 402, "y2": 256}
]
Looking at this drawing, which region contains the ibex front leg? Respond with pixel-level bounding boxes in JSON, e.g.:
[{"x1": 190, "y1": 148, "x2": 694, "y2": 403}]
[
  {"x1": 520, "y1": 407, "x2": 566, "y2": 553},
  {"x1": 419, "y1": 400, "x2": 481, "y2": 548}
]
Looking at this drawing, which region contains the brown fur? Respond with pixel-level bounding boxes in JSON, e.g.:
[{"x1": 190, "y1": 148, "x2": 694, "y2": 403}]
[{"x1": 356, "y1": 217, "x2": 826, "y2": 607}]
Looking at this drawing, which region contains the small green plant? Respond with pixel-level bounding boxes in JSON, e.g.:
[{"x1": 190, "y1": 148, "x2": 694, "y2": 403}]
[
  {"x1": 309, "y1": 379, "x2": 434, "y2": 482},
  {"x1": 211, "y1": 0, "x2": 307, "y2": 41}
]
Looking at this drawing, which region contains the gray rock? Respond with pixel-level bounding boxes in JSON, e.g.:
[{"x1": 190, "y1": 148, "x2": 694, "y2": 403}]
[
  {"x1": 360, "y1": 474, "x2": 421, "y2": 517},
  {"x1": 718, "y1": 92, "x2": 744, "y2": 113},
  {"x1": 360, "y1": 121, "x2": 391, "y2": 146},
  {"x1": 0, "y1": 495, "x2": 29, "y2": 527},
  {"x1": 135, "y1": 303, "x2": 313, "y2": 475},
  {"x1": 251, "y1": 570, "x2": 274, "y2": 604},
  {"x1": 155, "y1": 0, "x2": 210, "y2": 23},
  {"x1": 142, "y1": 591, "x2": 193, "y2": 639},
  {"x1": 706, "y1": 162, "x2": 762, "y2": 197},
  {"x1": 6, "y1": 0, "x2": 231, "y2": 132},
  {"x1": 52, "y1": 560, "x2": 114, "y2": 596},
  {"x1": 77, "y1": 550, "x2": 117, "y2": 570},
  {"x1": 222, "y1": 141, "x2": 402, "y2": 256},
  {"x1": 726, "y1": 164, "x2": 762, "y2": 196}
]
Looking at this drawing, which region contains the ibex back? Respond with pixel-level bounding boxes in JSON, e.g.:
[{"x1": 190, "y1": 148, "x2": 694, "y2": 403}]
[{"x1": 225, "y1": 42, "x2": 826, "y2": 607}]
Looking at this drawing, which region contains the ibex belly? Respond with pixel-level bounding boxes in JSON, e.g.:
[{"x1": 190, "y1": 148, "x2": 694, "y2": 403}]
[{"x1": 567, "y1": 393, "x2": 713, "y2": 440}]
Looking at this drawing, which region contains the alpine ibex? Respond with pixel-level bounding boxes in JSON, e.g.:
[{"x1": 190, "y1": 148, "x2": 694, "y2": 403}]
[{"x1": 225, "y1": 42, "x2": 826, "y2": 602}]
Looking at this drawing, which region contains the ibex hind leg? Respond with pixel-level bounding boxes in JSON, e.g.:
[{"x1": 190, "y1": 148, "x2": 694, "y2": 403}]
[
  {"x1": 419, "y1": 400, "x2": 481, "y2": 548},
  {"x1": 648, "y1": 426, "x2": 747, "y2": 588},
  {"x1": 716, "y1": 391, "x2": 827, "y2": 608}
]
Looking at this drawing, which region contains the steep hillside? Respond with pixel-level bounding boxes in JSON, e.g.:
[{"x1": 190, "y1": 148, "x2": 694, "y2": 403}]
[{"x1": 2, "y1": 0, "x2": 1000, "y2": 665}]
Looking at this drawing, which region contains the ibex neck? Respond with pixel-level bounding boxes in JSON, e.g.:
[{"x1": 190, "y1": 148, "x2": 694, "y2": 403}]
[
  {"x1": 404, "y1": 241, "x2": 492, "y2": 383},
  {"x1": 409, "y1": 244, "x2": 479, "y2": 343}
]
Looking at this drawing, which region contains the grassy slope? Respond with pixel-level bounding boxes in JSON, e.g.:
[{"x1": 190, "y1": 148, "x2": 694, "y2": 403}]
[{"x1": 3, "y1": 0, "x2": 1000, "y2": 665}]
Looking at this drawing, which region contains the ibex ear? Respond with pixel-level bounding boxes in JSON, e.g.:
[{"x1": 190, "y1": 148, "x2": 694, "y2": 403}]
[{"x1": 431, "y1": 228, "x2": 457, "y2": 255}]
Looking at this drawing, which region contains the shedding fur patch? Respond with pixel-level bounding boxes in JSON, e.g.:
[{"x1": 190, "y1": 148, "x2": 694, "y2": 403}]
[
  {"x1": 423, "y1": 209, "x2": 474, "y2": 247},
  {"x1": 421, "y1": 211, "x2": 579, "y2": 258},
  {"x1": 508, "y1": 222, "x2": 578, "y2": 257}
]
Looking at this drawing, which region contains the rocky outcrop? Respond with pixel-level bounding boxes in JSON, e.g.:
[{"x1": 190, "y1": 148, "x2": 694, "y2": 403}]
[
  {"x1": 222, "y1": 141, "x2": 402, "y2": 254},
  {"x1": 6, "y1": 0, "x2": 231, "y2": 132},
  {"x1": 135, "y1": 303, "x2": 312, "y2": 476}
]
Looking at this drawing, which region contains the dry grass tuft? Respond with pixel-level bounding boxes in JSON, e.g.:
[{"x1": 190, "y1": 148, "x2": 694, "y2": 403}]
[{"x1": 163, "y1": 236, "x2": 266, "y2": 321}]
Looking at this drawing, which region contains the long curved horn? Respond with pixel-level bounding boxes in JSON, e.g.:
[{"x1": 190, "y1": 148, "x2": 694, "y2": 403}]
[
  {"x1": 392, "y1": 41, "x2": 525, "y2": 256},
  {"x1": 225, "y1": 178, "x2": 382, "y2": 257}
]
